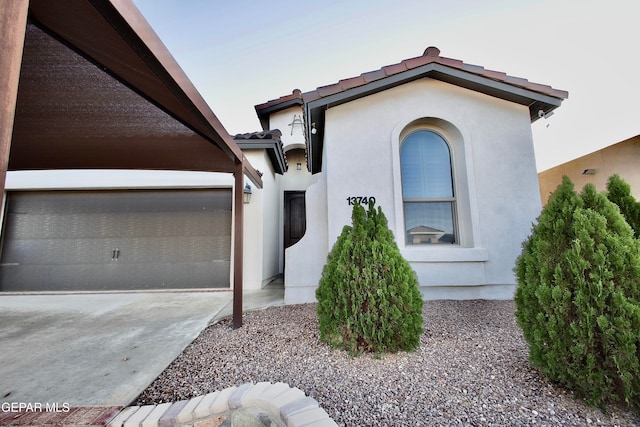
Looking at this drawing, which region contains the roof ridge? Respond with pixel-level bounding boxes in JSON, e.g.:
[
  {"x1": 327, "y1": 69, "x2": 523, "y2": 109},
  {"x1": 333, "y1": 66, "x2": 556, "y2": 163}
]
[{"x1": 257, "y1": 45, "x2": 568, "y2": 113}]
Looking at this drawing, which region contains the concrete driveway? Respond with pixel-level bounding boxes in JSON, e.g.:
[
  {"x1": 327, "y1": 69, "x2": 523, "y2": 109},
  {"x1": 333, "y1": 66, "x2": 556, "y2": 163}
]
[{"x1": 0, "y1": 291, "x2": 238, "y2": 408}]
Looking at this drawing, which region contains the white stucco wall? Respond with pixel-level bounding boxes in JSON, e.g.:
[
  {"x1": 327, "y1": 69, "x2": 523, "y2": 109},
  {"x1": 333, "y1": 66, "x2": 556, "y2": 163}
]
[
  {"x1": 268, "y1": 106, "x2": 306, "y2": 148},
  {"x1": 242, "y1": 150, "x2": 281, "y2": 289},
  {"x1": 284, "y1": 171, "x2": 328, "y2": 303},
  {"x1": 285, "y1": 78, "x2": 542, "y2": 303}
]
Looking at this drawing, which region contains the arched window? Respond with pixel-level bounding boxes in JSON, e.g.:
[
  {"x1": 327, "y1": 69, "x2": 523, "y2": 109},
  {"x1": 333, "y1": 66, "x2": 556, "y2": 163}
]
[{"x1": 401, "y1": 130, "x2": 457, "y2": 245}]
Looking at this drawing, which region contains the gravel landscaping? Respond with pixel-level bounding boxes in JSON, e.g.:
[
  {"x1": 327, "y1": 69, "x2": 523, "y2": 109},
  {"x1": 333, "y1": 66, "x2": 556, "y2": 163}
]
[{"x1": 137, "y1": 300, "x2": 639, "y2": 426}]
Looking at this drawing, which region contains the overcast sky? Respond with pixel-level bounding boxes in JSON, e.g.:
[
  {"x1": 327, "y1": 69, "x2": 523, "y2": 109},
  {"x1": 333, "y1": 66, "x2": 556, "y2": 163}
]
[{"x1": 133, "y1": 0, "x2": 638, "y2": 171}]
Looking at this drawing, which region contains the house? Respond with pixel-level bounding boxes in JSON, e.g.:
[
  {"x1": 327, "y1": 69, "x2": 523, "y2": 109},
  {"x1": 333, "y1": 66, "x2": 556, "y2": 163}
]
[
  {"x1": 538, "y1": 134, "x2": 640, "y2": 205},
  {"x1": 1, "y1": 1, "x2": 568, "y2": 308},
  {"x1": 255, "y1": 46, "x2": 568, "y2": 304}
]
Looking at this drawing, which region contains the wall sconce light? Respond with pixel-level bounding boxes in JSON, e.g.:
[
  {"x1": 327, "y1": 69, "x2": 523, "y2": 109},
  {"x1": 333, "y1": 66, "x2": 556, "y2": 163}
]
[
  {"x1": 296, "y1": 162, "x2": 302, "y2": 170},
  {"x1": 311, "y1": 123, "x2": 317, "y2": 135},
  {"x1": 243, "y1": 184, "x2": 252, "y2": 204}
]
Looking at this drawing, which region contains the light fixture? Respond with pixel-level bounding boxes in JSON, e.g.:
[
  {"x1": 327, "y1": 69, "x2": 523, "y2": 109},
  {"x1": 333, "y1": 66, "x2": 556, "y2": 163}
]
[
  {"x1": 296, "y1": 162, "x2": 302, "y2": 170},
  {"x1": 243, "y1": 184, "x2": 252, "y2": 204},
  {"x1": 311, "y1": 122, "x2": 317, "y2": 135},
  {"x1": 582, "y1": 169, "x2": 596, "y2": 175}
]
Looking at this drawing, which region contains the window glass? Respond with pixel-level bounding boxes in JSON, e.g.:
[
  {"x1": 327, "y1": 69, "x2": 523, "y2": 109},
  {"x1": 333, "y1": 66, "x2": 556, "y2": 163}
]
[
  {"x1": 401, "y1": 131, "x2": 453, "y2": 199},
  {"x1": 401, "y1": 130, "x2": 456, "y2": 245}
]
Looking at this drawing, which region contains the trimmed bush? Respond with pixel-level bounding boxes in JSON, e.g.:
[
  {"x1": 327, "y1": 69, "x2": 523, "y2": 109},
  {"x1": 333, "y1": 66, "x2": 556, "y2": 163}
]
[
  {"x1": 606, "y1": 174, "x2": 640, "y2": 238},
  {"x1": 515, "y1": 176, "x2": 640, "y2": 411},
  {"x1": 316, "y1": 201, "x2": 423, "y2": 354}
]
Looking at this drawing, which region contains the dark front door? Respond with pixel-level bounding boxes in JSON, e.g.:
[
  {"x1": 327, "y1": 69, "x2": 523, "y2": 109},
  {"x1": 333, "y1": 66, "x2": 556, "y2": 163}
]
[{"x1": 284, "y1": 191, "x2": 306, "y2": 249}]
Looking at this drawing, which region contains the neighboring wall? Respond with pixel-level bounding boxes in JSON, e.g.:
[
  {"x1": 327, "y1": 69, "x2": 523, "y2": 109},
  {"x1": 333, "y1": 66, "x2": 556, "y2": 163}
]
[
  {"x1": 538, "y1": 135, "x2": 640, "y2": 205},
  {"x1": 285, "y1": 78, "x2": 542, "y2": 303}
]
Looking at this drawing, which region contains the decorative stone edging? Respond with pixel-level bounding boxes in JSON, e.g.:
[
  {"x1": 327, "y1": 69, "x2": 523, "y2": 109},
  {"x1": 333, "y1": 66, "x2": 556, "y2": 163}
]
[{"x1": 107, "y1": 382, "x2": 337, "y2": 427}]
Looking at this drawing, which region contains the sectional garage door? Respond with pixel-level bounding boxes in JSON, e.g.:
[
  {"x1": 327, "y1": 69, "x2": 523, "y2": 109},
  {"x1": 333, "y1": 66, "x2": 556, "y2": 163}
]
[{"x1": 0, "y1": 190, "x2": 232, "y2": 291}]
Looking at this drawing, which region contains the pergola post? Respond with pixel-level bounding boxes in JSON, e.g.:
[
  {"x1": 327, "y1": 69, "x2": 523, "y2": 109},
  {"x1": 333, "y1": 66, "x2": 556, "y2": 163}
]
[
  {"x1": 0, "y1": 0, "x2": 29, "y2": 194},
  {"x1": 233, "y1": 159, "x2": 244, "y2": 329}
]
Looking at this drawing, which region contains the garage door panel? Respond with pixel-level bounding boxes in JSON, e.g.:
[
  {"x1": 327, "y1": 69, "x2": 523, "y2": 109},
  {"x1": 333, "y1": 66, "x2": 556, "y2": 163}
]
[
  {"x1": 0, "y1": 190, "x2": 232, "y2": 291},
  {"x1": 4, "y1": 211, "x2": 231, "y2": 240},
  {"x1": 0, "y1": 261, "x2": 230, "y2": 291},
  {"x1": 6, "y1": 190, "x2": 232, "y2": 214},
  {"x1": 1, "y1": 235, "x2": 232, "y2": 265}
]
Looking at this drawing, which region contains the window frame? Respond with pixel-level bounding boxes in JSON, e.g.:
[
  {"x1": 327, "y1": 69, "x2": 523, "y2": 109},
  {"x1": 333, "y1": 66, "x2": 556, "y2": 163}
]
[{"x1": 400, "y1": 129, "x2": 459, "y2": 246}]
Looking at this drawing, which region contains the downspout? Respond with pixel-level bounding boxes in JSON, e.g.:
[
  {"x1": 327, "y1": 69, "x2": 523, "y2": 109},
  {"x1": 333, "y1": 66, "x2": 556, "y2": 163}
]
[{"x1": 233, "y1": 159, "x2": 244, "y2": 329}]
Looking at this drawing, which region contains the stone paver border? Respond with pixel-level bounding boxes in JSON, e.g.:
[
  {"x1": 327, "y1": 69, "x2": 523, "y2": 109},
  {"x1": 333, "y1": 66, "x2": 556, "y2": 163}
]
[{"x1": 107, "y1": 382, "x2": 337, "y2": 427}]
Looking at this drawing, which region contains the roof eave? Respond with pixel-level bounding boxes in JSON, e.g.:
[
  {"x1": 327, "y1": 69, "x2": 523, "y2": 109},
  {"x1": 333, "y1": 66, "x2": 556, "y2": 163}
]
[{"x1": 234, "y1": 130, "x2": 287, "y2": 175}]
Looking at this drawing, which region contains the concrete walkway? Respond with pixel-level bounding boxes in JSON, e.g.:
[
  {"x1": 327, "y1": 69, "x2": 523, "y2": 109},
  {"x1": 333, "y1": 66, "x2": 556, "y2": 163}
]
[{"x1": 0, "y1": 283, "x2": 284, "y2": 413}]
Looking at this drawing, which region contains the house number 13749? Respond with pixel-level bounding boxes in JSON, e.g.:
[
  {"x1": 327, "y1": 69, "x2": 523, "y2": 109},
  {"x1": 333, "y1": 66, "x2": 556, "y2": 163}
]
[{"x1": 346, "y1": 196, "x2": 376, "y2": 206}]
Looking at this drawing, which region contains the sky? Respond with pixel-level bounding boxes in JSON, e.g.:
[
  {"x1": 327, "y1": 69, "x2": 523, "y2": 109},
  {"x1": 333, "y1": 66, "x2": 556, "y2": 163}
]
[{"x1": 132, "y1": 0, "x2": 638, "y2": 171}]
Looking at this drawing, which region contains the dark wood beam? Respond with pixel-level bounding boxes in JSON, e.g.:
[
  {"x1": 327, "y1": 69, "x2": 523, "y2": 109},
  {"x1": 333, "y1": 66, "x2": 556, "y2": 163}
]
[{"x1": 0, "y1": 0, "x2": 29, "y2": 195}]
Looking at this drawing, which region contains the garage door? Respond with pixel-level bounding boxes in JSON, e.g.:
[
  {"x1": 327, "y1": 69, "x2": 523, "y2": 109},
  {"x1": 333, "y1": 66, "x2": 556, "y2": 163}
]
[{"x1": 0, "y1": 190, "x2": 232, "y2": 291}]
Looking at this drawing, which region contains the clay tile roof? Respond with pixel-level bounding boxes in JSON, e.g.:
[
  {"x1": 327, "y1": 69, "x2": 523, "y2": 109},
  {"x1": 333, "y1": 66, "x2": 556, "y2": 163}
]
[
  {"x1": 233, "y1": 129, "x2": 287, "y2": 174},
  {"x1": 233, "y1": 129, "x2": 283, "y2": 140},
  {"x1": 296, "y1": 45, "x2": 567, "y2": 107},
  {"x1": 254, "y1": 89, "x2": 303, "y2": 114}
]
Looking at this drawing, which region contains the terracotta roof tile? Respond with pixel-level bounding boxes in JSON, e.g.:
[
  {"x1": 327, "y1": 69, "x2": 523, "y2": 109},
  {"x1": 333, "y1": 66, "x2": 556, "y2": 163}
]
[
  {"x1": 382, "y1": 62, "x2": 408, "y2": 76},
  {"x1": 339, "y1": 75, "x2": 367, "y2": 91},
  {"x1": 302, "y1": 90, "x2": 321, "y2": 103},
  {"x1": 401, "y1": 54, "x2": 433, "y2": 69},
  {"x1": 316, "y1": 83, "x2": 342, "y2": 98},
  {"x1": 503, "y1": 75, "x2": 530, "y2": 87},
  {"x1": 361, "y1": 68, "x2": 386, "y2": 83},
  {"x1": 482, "y1": 69, "x2": 508, "y2": 81},
  {"x1": 460, "y1": 63, "x2": 486, "y2": 74},
  {"x1": 526, "y1": 81, "x2": 568, "y2": 100},
  {"x1": 437, "y1": 57, "x2": 464, "y2": 68}
]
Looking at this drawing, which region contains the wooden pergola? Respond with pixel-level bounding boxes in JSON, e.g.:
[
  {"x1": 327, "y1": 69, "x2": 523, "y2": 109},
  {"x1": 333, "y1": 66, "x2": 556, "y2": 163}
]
[{"x1": 0, "y1": 0, "x2": 261, "y2": 328}]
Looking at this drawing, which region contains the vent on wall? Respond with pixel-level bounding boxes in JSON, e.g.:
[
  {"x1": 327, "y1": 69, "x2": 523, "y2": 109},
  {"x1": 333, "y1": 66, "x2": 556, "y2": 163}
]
[{"x1": 582, "y1": 169, "x2": 597, "y2": 175}]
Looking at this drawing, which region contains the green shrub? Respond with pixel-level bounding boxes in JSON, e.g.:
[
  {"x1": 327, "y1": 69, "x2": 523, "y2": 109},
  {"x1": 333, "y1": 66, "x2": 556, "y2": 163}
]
[
  {"x1": 515, "y1": 176, "x2": 640, "y2": 411},
  {"x1": 316, "y1": 201, "x2": 423, "y2": 354},
  {"x1": 606, "y1": 174, "x2": 640, "y2": 238}
]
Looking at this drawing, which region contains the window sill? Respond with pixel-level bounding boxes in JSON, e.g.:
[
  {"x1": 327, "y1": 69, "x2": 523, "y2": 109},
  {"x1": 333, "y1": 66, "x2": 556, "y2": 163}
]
[{"x1": 400, "y1": 246, "x2": 489, "y2": 262}]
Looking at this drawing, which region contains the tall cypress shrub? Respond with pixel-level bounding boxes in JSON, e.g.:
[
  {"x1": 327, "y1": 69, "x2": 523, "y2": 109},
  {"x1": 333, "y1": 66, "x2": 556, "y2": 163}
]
[
  {"x1": 606, "y1": 174, "x2": 640, "y2": 238},
  {"x1": 316, "y1": 201, "x2": 423, "y2": 354},
  {"x1": 515, "y1": 176, "x2": 640, "y2": 410}
]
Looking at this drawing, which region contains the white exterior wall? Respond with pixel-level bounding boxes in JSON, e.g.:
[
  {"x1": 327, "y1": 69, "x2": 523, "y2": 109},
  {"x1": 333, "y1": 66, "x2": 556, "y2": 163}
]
[
  {"x1": 285, "y1": 78, "x2": 542, "y2": 303},
  {"x1": 268, "y1": 106, "x2": 306, "y2": 149},
  {"x1": 243, "y1": 150, "x2": 280, "y2": 289},
  {"x1": 284, "y1": 171, "x2": 328, "y2": 303}
]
